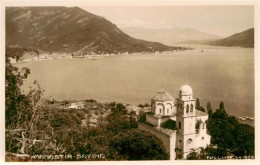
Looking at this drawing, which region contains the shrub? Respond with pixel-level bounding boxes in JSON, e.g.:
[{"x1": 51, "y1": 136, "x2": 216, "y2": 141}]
[
  {"x1": 144, "y1": 103, "x2": 149, "y2": 107},
  {"x1": 85, "y1": 99, "x2": 96, "y2": 103},
  {"x1": 95, "y1": 110, "x2": 99, "y2": 116},
  {"x1": 138, "y1": 104, "x2": 144, "y2": 108}
]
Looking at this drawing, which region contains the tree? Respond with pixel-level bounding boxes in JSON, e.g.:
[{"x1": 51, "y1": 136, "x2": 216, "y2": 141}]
[
  {"x1": 207, "y1": 102, "x2": 213, "y2": 116},
  {"x1": 205, "y1": 145, "x2": 228, "y2": 159},
  {"x1": 95, "y1": 110, "x2": 99, "y2": 116},
  {"x1": 110, "y1": 129, "x2": 169, "y2": 160},
  {"x1": 195, "y1": 98, "x2": 200, "y2": 109},
  {"x1": 233, "y1": 124, "x2": 254, "y2": 156},
  {"x1": 138, "y1": 104, "x2": 144, "y2": 108},
  {"x1": 219, "y1": 101, "x2": 225, "y2": 111},
  {"x1": 195, "y1": 98, "x2": 205, "y2": 112},
  {"x1": 187, "y1": 148, "x2": 201, "y2": 160},
  {"x1": 207, "y1": 102, "x2": 254, "y2": 158},
  {"x1": 5, "y1": 58, "x2": 48, "y2": 156},
  {"x1": 187, "y1": 146, "x2": 227, "y2": 160}
]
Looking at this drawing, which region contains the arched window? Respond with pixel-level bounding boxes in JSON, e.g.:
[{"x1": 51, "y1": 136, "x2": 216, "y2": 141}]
[
  {"x1": 167, "y1": 108, "x2": 169, "y2": 114},
  {"x1": 186, "y1": 104, "x2": 189, "y2": 113},
  {"x1": 190, "y1": 104, "x2": 193, "y2": 112},
  {"x1": 202, "y1": 123, "x2": 205, "y2": 129},
  {"x1": 179, "y1": 140, "x2": 182, "y2": 147},
  {"x1": 160, "y1": 108, "x2": 162, "y2": 113}
]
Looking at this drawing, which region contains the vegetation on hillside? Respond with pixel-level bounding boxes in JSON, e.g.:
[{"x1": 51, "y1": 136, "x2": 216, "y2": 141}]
[
  {"x1": 187, "y1": 101, "x2": 255, "y2": 159},
  {"x1": 5, "y1": 58, "x2": 168, "y2": 161},
  {"x1": 5, "y1": 49, "x2": 254, "y2": 160},
  {"x1": 6, "y1": 7, "x2": 189, "y2": 56}
]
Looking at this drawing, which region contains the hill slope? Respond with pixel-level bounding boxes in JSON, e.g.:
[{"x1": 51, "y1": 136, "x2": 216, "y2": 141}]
[
  {"x1": 210, "y1": 28, "x2": 254, "y2": 48},
  {"x1": 6, "y1": 7, "x2": 184, "y2": 55},
  {"x1": 122, "y1": 27, "x2": 222, "y2": 46},
  {"x1": 179, "y1": 28, "x2": 254, "y2": 48}
]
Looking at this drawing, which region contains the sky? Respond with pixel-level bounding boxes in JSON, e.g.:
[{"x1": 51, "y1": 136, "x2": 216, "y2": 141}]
[{"x1": 82, "y1": 6, "x2": 254, "y2": 37}]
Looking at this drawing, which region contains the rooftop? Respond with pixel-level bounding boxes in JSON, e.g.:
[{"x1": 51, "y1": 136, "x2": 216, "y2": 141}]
[
  {"x1": 195, "y1": 109, "x2": 208, "y2": 117},
  {"x1": 152, "y1": 89, "x2": 174, "y2": 102},
  {"x1": 156, "y1": 127, "x2": 176, "y2": 136},
  {"x1": 179, "y1": 83, "x2": 193, "y2": 96},
  {"x1": 72, "y1": 102, "x2": 84, "y2": 106}
]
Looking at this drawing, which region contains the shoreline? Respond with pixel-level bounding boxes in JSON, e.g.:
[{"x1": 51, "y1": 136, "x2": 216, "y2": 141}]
[
  {"x1": 49, "y1": 98, "x2": 255, "y2": 127},
  {"x1": 9, "y1": 48, "x2": 194, "y2": 64}
]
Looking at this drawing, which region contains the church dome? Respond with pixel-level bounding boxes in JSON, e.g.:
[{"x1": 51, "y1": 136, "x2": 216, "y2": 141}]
[
  {"x1": 152, "y1": 89, "x2": 174, "y2": 102},
  {"x1": 179, "y1": 84, "x2": 193, "y2": 96}
]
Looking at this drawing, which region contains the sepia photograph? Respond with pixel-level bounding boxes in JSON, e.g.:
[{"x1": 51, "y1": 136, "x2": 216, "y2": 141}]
[{"x1": 1, "y1": 0, "x2": 258, "y2": 162}]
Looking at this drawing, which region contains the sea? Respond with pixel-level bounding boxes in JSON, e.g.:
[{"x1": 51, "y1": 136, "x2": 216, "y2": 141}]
[{"x1": 14, "y1": 44, "x2": 254, "y2": 125}]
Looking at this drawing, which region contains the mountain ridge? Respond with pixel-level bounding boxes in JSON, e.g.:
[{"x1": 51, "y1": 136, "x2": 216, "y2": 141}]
[
  {"x1": 121, "y1": 27, "x2": 223, "y2": 46},
  {"x1": 179, "y1": 28, "x2": 254, "y2": 48},
  {"x1": 6, "y1": 7, "x2": 186, "y2": 55}
]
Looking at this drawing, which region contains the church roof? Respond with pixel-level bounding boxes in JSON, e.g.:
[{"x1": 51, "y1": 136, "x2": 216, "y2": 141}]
[
  {"x1": 179, "y1": 84, "x2": 193, "y2": 95},
  {"x1": 156, "y1": 127, "x2": 176, "y2": 136},
  {"x1": 195, "y1": 109, "x2": 208, "y2": 117},
  {"x1": 152, "y1": 89, "x2": 174, "y2": 102}
]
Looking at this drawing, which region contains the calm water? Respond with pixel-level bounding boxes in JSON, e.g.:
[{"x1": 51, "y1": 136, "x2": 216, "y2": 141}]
[{"x1": 15, "y1": 45, "x2": 254, "y2": 119}]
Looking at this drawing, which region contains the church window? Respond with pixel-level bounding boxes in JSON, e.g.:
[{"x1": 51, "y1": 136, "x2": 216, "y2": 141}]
[
  {"x1": 186, "y1": 105, "x2": 189, "y2": 113},
  {"x1": 179, "y1": 122, "x2": 181, "y2": 129},
  {"x1": 167, "y1": 108, "x2": 169, "y2": 114},
  {"x1": 202, "y1": 137, "x2": 204, "y2": 140},
  {"x1": 202, "y1": 123, "x2": 205, "y2": 129},
  {"x1": 160, "y1": 108, "x2": 161, "y2": 113},
  {"x1": 190, "y1": 104, "x2": 193, "y2": 112},
  {"x1": 179, "y1": 140, "x2": 182, "y2": 147}
]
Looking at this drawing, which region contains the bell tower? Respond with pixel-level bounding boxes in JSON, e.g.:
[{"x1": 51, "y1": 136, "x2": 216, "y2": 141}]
[{"x1": 176, "y1": 84, "x2": 196, "y2": 158}]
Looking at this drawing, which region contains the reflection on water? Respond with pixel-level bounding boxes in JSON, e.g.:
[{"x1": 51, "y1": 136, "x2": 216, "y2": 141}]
[{"x1": 15, "y1": 45, "x2": 254, "y2": 124}]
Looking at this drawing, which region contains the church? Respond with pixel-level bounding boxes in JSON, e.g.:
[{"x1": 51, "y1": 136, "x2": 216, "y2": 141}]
[{"x1": 138, "y1": 84, "x2": 211, "y2": 160}]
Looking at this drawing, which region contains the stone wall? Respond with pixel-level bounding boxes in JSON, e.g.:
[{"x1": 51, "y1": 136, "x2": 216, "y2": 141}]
[{"x1": 146, "y1": 114, "x2": 161, "y2": 127}]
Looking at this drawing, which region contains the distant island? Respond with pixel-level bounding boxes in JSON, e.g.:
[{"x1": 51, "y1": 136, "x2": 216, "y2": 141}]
[{"x1": 179, "y1": 28, "x2": 254, "y2": 48}]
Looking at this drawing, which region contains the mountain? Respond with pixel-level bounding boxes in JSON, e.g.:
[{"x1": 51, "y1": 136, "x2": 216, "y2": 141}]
[
  {"x1": 179, "y1": 28, "x2": 254, "y2": 48},
  {"x1": 210, "y1": 28, "x2": 254, "y2": 48},
  {"x1": 121, "y1": 27, "x2": 223, "y2": 46},
  {"x1": 6, "y1": 7, "x2": 184, "y2": 55}
]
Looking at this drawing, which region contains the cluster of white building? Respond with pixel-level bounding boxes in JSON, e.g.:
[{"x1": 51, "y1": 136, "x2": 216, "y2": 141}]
[{"x1": 138, "y1": 84, "x2": 211, "y2": 160}]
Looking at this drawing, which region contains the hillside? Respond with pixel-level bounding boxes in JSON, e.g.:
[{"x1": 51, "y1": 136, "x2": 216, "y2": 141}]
[
  {"x1": 6, "y1": 7, "x2": 184, "y2": 56},
  {"x1": 122, "y1": 27, "x2": 222, "y2": 46},
  {"x1": 179, "y1": 28, "x2": 254, "y2": 48},
  {"x1": 210, "y1": 28, "x2": 254, "y2": 48}
]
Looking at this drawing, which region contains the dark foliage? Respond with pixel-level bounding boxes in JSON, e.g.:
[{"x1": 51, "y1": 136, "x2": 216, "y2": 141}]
[
  {"x1": 85, "y1": 99, "x2": 96, "y2": 103},
  {"x1": 138, "y1": 104, "x2": 144, "y2": 108},
  {"x1": 195, "y1": 98, "x2": 205, "y2": 112},
  {"x1": 207, "y1": 102, "x2": 254, "y2": 157},
  {"x1": 110, "y1": 130, "x2": 169, "y2": 160},
  {"x1": 207, "y1": 102, "x2": 213, "y2": 116},
  {"x1": 161, "y1": 120, "x2": 177, "y2": 130}
]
